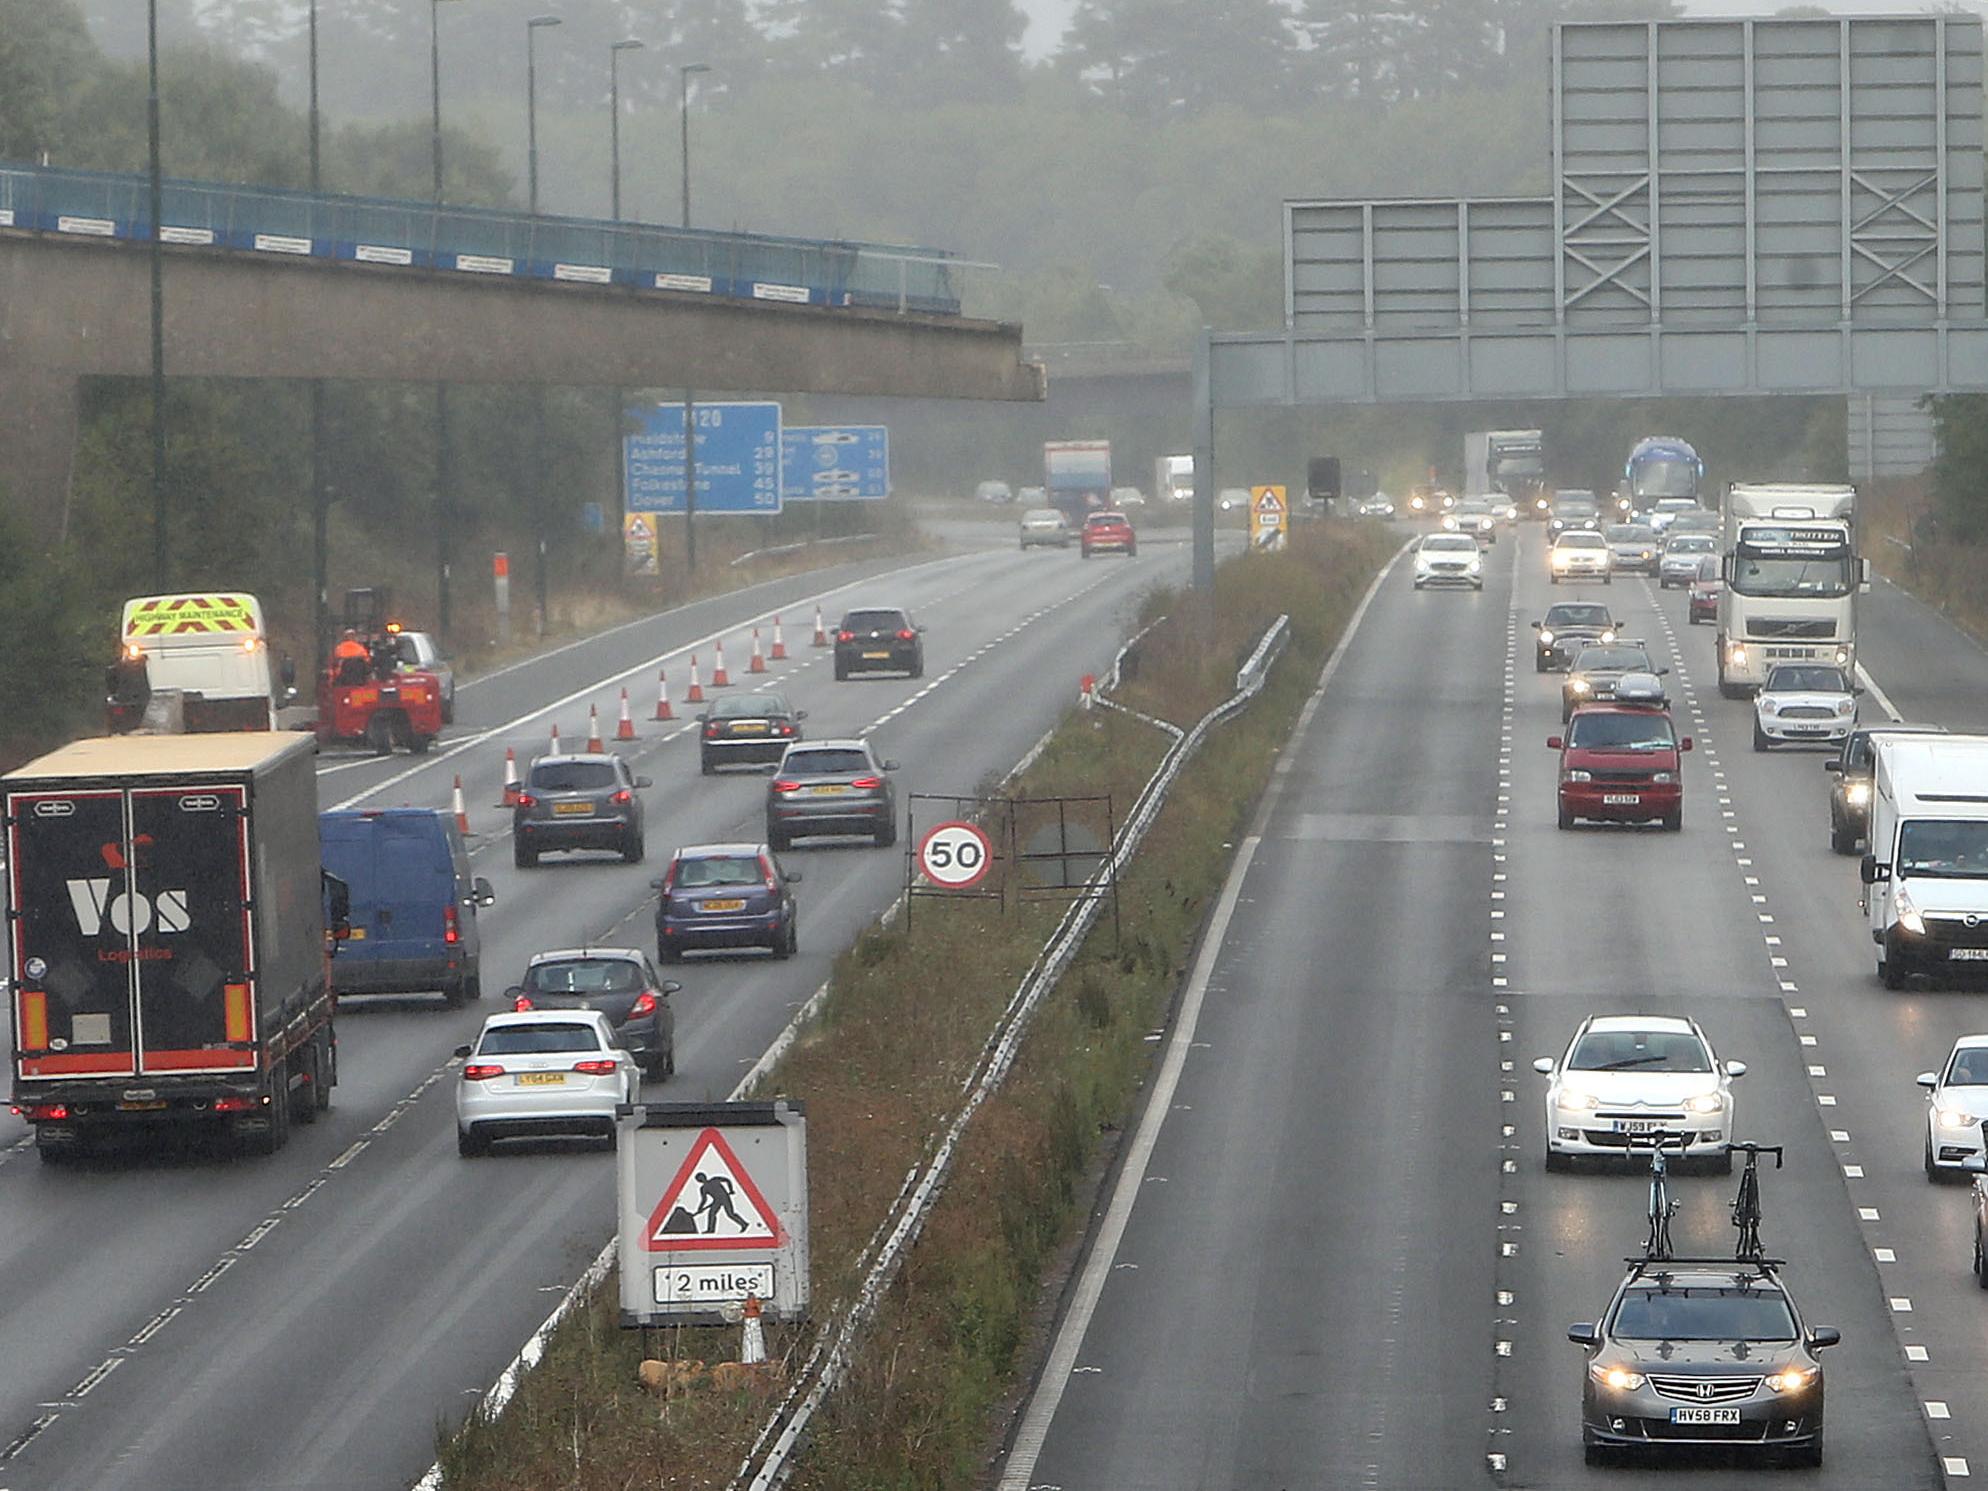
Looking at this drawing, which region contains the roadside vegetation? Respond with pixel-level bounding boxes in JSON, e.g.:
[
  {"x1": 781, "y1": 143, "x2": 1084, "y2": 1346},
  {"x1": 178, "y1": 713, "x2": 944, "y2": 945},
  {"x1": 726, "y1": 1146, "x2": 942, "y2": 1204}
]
[
  {"x1": 1861, "y1": 466, "x2": 1988, "y2": 649},
  {"x1": 432, "y1": 519, "x2": 1396, "y2": 1489}
]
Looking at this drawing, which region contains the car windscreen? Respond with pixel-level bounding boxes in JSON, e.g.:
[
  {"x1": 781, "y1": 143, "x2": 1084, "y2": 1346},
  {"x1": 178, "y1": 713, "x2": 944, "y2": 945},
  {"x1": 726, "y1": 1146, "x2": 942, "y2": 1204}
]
[
  {"x1": 1555, "y1": 500, "x2": 1599, "y2": 516},
  {"x1": 674, "y1": 855, "x2": 763, "y2": 887},
  {"x1": 1572, "y1": 650, "x2": 1651, "y2": 675},
  {"x1": 1023, "y1": 509, "x2": 1062, "y2": 523},
  {"x1": 1765, "y1": 666, "x2": 1848, "y2": 693},
  {"x1": 1695, "y1": 556, "x2": 1720, "y2": 580},
  {"x1": 714, "y1": 694, "x2": 788, "y2": 719},
  {"x1": 1546, "y1": 605, "x2": 1610, "y2": 628},
  {"x1": 1605, "y1": 526, "x2": 1654, "y2": 543},
  {"x1": 524, "y1": 960, "x2": 643, "y2": 995},
  {"x1": 1666, "y1": 536, "x2": 1715, "y2": 553},
  {"x1": 1558, "y1": 533, "x2": 1606, "y2": 548},
  {"x1": 1086, "y1": 513, "x2": 1127, "y2": 527},
  {"x1": 843, "y1": 610, "x2": 907, "y2": 632},
  {"x1": 476, "y1": 1022, "x2": 605, "y2": 1055},
  {"x1": 1423, "y1": 537, "x2": 1477, "y2": 552},
  {"x1": 1898, "y1": 820, "x2": 1988, "y2": 880},
  {"x1": 1569, "y1": 1029, "x2": 1711, "y2": 1072},
  {"x1": 783, "y1": 750, "x2": 872, "y2": 776},
  {"x1": 1612, "y1": 1287, "x2": 1797, "y2": 1342},
  {"x1": 530, "y1": 761, "x2": 617, "y2": 791},
  {"x1": 1567, "y1": 713, "x2": 1676, "y2": 752}
]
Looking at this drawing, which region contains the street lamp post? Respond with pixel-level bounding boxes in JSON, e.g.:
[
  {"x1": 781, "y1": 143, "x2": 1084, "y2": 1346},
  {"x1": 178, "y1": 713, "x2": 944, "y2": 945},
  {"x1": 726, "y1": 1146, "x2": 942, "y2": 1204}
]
[
  {"x1": 147, "y1": 0, "x2": 167, "y2": 589},
  {"x1": 308, "y1": 0, "x2": 331, "y2": 671},
  {"x1": 678, "y1": 62, "x2": 709, "y2": 573},
  {"x1": 609, "y1": 39, "x2": 644, "y2": 221},
  {"x1": 430, "y1": 0, "x2": 458, "y2": 639},
  {"x1": 526, "y1": 16, "x2": 561, "y2": 638}
]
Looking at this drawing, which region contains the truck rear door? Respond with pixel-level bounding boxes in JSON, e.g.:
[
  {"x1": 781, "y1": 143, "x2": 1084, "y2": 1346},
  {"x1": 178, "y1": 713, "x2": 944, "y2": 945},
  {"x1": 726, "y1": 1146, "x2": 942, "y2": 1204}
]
[{"x1": 8, "y1": 789, "x2": 138, "y2": 1079}]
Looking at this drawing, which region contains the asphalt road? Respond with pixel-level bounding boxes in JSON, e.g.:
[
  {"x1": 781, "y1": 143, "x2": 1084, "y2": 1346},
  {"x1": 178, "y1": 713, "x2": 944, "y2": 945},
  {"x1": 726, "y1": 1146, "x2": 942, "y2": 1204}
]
[
  {"x1": 1004, "y1": 523, "x2": 1988, "y2": 1489},
  {"x1": 0, "y1": 530, "x2": 1207, "y2": 1491}
]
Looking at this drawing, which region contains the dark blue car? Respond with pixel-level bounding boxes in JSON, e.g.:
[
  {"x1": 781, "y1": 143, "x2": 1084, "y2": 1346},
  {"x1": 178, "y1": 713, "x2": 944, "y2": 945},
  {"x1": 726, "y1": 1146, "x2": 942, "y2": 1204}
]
[
  {"x1": 652, "y1": 842, "x2": 801, "y2": 962},
  {"x1": 319, "y1": 808, "x2": 494, "y2": 1006}
]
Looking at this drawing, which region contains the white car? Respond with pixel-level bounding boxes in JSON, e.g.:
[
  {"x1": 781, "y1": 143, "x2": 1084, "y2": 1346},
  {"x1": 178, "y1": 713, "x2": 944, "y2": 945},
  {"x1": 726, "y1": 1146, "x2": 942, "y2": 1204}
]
[
  {"x1": 455, "y1": 1008, "x2": 638, "y2": 1156},
  {"x1": 1110, "y1": 486, "x2": 1147, "y2": 508},
  {"x1": 1445, "y1": 501, "x2": 1499, "y2": 543},
  {"x1": 1658, "y1": 533, "x2": 1718, "y2": 586},
  {"x1": 1645, "y1": 496, "x2": 1700, "y2": 532},
  {"x1": 1413, "y1": 533, "x2": 1484, "y2": 590},
  {"x1": 1535, "y1": 1014, "x2": 1745, "y2": 1170},
  {"x1": 1753, "y1": 663, "x2": 1857, "y2": 751},
  {"x1": 1918, "y1": 1036, "x2": 1988, "y2": 1177},
  {"x1": 1549, "y1": 531, "x2": 1612, "y2": 584},
  {"x1": 1018, "y1": 508, "x2": 1072, "y2": 549}
]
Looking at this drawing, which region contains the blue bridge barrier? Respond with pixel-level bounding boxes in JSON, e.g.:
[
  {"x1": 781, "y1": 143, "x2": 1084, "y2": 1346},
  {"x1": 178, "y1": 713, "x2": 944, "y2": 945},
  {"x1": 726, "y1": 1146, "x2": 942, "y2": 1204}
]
[{"x1": 0, "y1": 161, "x2": 962, "y2": 315}]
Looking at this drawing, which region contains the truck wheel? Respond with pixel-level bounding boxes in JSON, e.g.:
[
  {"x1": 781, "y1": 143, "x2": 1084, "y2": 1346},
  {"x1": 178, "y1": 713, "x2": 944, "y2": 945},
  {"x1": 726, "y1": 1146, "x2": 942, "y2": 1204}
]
[
  {"x1": 314, "y1": 1028, "x2": 334, "y2": 1112},
  {"x1": 243, "y1": 1079, "x2": 290, "y2": 1157},
  {"x1": 293, "y1": 1034, "x2": 325, "y2": 1125},
  {"x1": 35, "y1": 1134, "x2": 78, "y2": 1165},
  {"x1": 365, "y1": 714, "x2": 394, "y2": 756},
  {"x1": 409, "y1": 735, "x2": 434, "y2": 755}
]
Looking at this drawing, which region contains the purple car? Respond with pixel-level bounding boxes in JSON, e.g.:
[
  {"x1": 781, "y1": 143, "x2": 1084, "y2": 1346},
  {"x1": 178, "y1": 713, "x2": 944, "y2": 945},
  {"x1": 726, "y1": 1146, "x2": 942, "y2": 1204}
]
[{"x1": 653, "y1": 843, "x2": 801, "y2": 962}]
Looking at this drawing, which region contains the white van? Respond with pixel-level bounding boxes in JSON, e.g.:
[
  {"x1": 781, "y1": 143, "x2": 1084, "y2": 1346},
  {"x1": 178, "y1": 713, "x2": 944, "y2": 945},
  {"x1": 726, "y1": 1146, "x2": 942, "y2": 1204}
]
[{"x1": 1865, "y1": 735, "x2": 1988, "y2": 987}]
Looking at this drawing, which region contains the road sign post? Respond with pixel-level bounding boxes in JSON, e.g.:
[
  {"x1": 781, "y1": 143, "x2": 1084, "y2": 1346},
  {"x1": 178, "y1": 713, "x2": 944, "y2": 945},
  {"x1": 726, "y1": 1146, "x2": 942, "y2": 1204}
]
[{"x1": 617, "y1": 1100, "x2": 809, "y2": 1327}]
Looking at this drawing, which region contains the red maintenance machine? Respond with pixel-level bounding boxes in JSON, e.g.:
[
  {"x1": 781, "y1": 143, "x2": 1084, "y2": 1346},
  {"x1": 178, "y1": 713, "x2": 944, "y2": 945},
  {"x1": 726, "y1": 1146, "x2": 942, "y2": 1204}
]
[{"x1": 317, "y1": 588, "x2": 445, "y2": 755}]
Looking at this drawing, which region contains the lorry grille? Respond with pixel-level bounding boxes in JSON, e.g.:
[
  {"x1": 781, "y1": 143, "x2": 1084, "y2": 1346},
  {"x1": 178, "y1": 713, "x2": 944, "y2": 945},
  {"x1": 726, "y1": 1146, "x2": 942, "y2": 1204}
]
[
  {"x1": 1923, "y1": 917, "x2": 1988, "y2": 949},
  {"x1": 1750, "y1": 618, "x2": 1835, "y2": 639}
]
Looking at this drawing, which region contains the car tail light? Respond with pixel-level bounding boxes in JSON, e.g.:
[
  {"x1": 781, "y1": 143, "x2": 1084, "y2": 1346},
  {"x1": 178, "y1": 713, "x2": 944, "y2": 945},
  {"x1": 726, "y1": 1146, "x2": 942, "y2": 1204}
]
[
  {"x1": 896, "y1": 628, "x2": 916, "y2": 641},
  {"x1": 660, "y1": 863, "x2": 679, "y2": 893},
  {"x1": 572, "y1": 1059, "x2": 619, "y2": 1076},
  {"x1": 462, "y1": 1063, "x2": 506, "y2": 1081},
  {"x1": 776, "y1": 723, "x2": 794, "y2": 735},
  {"x1": 444, "y1": 902, "x2": 460, "y2": 945},
  {"x1": 773, "y1": 779, "x2": 801, "y2": 793},
  {"x1": 513, "y1": 994, "x2": 534, "y2": 1011},
  {"x1": 213, "y1": 1094, "x2": 258, "y2": 1113},
  {"x1": 850, "y1": 775, "x2": 884, "y2": 790},
  {"x1": 705, "y1": 722, "x2": 722, "y2": 737},
  {"x1": 628, "y1": 990, "x2": 659, "y2": 1018},
  {"x1": 836, "y1": 630, "x2": 855, "y2": 643},
  {"x1": 759, "y1": 854, "x2": 780, "y2": 890},
  {"x1": 514, "y1": 792, "x2": 537, "y2": 809},
  {"x1": 15, "y1": 1102, "x2": 69, "y2": 1121},
  {"x1": 612, "y1": 788, "x2": 633, "y2": 805}
]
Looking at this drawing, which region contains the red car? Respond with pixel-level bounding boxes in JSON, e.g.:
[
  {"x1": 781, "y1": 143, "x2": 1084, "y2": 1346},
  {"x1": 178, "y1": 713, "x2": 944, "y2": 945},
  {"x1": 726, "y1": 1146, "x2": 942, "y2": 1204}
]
[
  {"x1": 1080, "y1": 510, "x2": 1137, "y2": 559},
  {"x1": 1687, "y1": 555, "x2": 1721, "y2": 625},
  {"x1": 1548, "y1": 683, "x2": 1691, "y2": 832}
]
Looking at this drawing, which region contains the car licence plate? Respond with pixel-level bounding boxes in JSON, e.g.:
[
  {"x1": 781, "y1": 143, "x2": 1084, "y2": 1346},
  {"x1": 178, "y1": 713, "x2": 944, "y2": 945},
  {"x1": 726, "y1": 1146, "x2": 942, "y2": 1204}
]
[
  {"x1": 517, "y1": 1072, "x2": 567, "y2": 1086},
  {"x1": 1616, "y1": 1119, "x2": 1661, "y2": 1134},
  {"x1": 1603, "y1": 794, "x2": 1642, "y2": 805},
  {"x1": 810, "y1": 784, "x2": 851, "y2": 796},
  {"x1": 1950, "y1": 949, "x2": 1988, "y2": 961},
  {"x1": 119, "y1": 1099, "x2": 168, "y2": 1111},
  {"x1": 554, "y1": 802, "x2": 594, "y2": 816},
  {"x1": 1670, "y1": 1407, "x2": 1741, "y2": 1425},
  {"x1": 732, "y1": 722, "x2": 767, "y2": 734},
  {"x1": 863, "y1": 650, "x2": 890, "y2": 660},
  {"x1": 702, "y1": 899, "x2": 747, "y2": 913}
]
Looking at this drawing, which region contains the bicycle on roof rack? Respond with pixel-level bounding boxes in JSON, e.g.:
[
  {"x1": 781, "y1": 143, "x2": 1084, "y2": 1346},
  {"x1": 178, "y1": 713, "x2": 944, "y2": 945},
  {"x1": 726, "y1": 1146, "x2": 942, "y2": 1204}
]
[
  {"x1": 1627, "y1": 1132, "x2": 1688, "y2": 1261},
  {"x1": 1730, "y1": 1141, "x2": 1785, "y2": 1260}
]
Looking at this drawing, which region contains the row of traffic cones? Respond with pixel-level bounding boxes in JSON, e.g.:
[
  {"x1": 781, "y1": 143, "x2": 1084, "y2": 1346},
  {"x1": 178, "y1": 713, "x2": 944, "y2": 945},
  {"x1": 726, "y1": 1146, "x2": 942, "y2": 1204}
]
[{"x1": 480, "y1": 603, "x2": 833, "y2": 814}]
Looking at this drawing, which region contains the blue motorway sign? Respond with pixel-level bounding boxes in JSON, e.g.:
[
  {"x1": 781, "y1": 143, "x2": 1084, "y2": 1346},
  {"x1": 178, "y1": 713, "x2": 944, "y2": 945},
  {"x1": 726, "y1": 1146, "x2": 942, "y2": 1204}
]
[
  {"x1": 781, "y1": 425, "x2": 890, "y2": 502},
  {"x1": 624, "y1": 401, "x2": 783, "y2": 514}
]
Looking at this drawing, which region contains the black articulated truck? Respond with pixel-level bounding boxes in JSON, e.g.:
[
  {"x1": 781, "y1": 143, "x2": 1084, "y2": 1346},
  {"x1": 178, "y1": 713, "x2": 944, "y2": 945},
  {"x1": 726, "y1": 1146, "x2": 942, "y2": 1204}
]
[{"x1": 5, "y1": 732, "x2": 339, "y2": 1161}]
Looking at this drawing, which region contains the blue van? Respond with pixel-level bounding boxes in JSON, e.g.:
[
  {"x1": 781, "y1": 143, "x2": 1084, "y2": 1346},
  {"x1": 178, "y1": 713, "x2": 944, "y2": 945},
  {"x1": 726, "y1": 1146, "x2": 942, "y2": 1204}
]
[{"x1": 319, "y1": 808, "x2": 494, "y2": 1006}]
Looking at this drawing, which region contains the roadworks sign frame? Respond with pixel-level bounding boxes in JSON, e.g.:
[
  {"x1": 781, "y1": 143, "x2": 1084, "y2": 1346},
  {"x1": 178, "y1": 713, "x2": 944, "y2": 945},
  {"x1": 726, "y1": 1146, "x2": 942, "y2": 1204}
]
[
  {"x1": 1249, "y1": 486, "x2": 1289, "y2": 549},
  {"x1": 616, "y1": 1100, "x2": 810, "y2": 1326}
]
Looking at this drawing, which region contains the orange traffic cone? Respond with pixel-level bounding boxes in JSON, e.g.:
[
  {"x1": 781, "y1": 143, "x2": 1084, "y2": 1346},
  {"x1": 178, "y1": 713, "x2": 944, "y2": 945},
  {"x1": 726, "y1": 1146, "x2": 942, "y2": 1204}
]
[
  {"x1": 452, "y1": 774, "x2": 471, "y2": 835},
  {"x1": 497, "y1": 746, "x2": 521, "y2": 807},
  {"x1": 549, "y1": 720, "x2": 562, "y2": 755},
  {"x1": 586, "y1": 704, "x2": 605, "y2": 753},
  {"x1": 653, "y1": 669, "x2": 675, "y2": 721},
  {"x1": 748, "y1": 628, "x2": 767, "y2": 674},
  {"x1": 811, "y1": 604, "x2": 829, "y2": 647},
  {"x1": 616, "y1": 687, "x2": 637, "y2": 741},
  {"x1": 686, "y1": 655, "x2": 705, "y2": 704},
  {"x1": 771, "y1": 615, "x2": 788, "y2": 660},
  {"x1": 712, "y1": 639, "x2": 732, "y2": 688}
]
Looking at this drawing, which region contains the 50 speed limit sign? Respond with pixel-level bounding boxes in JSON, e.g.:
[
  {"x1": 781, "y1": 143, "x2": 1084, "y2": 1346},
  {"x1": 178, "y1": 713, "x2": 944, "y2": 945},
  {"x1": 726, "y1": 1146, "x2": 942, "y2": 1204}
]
[{"x1": 917, "y1": 820, "x2": 994, "y2": 889}]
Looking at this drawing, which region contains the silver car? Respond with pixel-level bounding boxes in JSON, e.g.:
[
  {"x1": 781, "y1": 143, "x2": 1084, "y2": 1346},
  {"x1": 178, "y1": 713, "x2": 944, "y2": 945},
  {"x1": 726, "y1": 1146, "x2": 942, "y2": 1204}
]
[
  {"x1": 1658, "y1": 533, "x2": 1718, "y2": 586},
  {"x1": 766, "y1": 738, "x2": 899, "y2": 850},
  {"x1": 1019, "y1": 508, "x2": 1072, "y2": 549}
]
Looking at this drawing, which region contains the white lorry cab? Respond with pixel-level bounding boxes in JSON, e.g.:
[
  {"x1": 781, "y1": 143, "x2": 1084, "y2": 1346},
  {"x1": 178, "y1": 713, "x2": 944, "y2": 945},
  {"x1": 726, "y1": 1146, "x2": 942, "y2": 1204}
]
[
  {"x1": 1864, "y1": 734, "x2": 1988, "y2": 988},
  {"x1": 109, "y1": 592, "x2": 296, "y2": 733},
  {"x1": 1716, "y1": 483, "x2": 1866, "y2": 696}
]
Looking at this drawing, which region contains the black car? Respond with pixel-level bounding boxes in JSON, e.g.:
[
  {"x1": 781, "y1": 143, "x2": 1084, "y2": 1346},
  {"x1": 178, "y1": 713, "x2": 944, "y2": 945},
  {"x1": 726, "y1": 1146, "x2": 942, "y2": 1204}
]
[
  {"x1": 700, "y1": 691, "x2": 806, "y2": 773},
  {"x1": 653, "y1": 842, "x2": 802, "y2": 961},
  {"x1": 1532, "y1": 602, "x2": 1618, "y2": 673},
  {"x1": 508, "y1": 947, "x2": 677, "y2": 1079},
  {"x1": 834, "y1": 606, "x2": 924, "y2": 680},
  {"x1": 1548, "y1": 490, "x2": 1602, "y2": 536},
  {"x1": 1823, "y1": 722, "x2": 1947, "y2": 854},
  {"x1": 767, "y1": 738, "x2": 898, "y2": 849},
  {"x1": 1561, "y1": 643, "x2": 1662, "y2": 722},
  {"x1": 513, "y1": 753, "x2": 650, "y2": 866}
]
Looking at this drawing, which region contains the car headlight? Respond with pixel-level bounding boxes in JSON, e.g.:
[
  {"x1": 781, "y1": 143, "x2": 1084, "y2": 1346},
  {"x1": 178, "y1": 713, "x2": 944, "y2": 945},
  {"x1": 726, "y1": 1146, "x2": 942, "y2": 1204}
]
[
  {"x1": 1836, "y1": 699, "x2": 1855, "y2": 716},
  {"x1": 1766, "y1": 1366, "x2": 1819, "y2": 1395},
  {"x1": 1538, "y1": 629, "x2": 1555, "y2": 646},
  {"x1": 1835, "y1": 648, "x2": 1850, "y2": 665},
  {"x1": 1600, "y1": 629, "x2": 1616, "y2": 643},
  {"x1": 1556, "y1": 1088, "x2": 1600, "y2": 1110},
  {"x1": 1684, "y1": 1093, "x2": 1723, "y2": 1114},
  {"x1": 1651, "y1": 771, "x2": 1675, "y2": 784},
  {"x1": 1467, "y1": 556, "x2": 1482, "y2": 573},
  {"x1": 1896, "y1": 884, "x2": 1926, "y2": 937},
  {"x1": 1565, "y1": 769, "x2": 1593, "y2": 783},
  {"x1": 1728, "y1": 644, "x2": 1747, "y2": 667},
  {"x1": 1758, "y1": 700, "x2": 1778, "y2": 716},
  {"x1": 1591, "y1": 1364, "x2": 1646, "y2": 1392},
  {"x1": 1443, "y1": 515, "x2": 1458, "y2": 530},
  {"x1": 1570, "y1": 678, "x2": 1592, "y2": 694},
  {"x1": 1551, "y1": 552, "x2": 1571, "y2": 568},
  {"x1": 1940, "y1": 1108, "x2": 1977, "y2": 1129},
  {"x1": 1846, "y1": 782, "x2": 1870, "y2": 806}
]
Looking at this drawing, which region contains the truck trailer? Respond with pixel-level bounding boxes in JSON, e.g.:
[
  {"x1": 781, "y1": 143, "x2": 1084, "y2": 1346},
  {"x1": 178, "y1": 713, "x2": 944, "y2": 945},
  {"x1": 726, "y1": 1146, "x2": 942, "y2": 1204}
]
[
  {"x1": 1045, "y1": 440, "x2": 1112, "y2": 525},
  {"x1": 6, "y1": 732, "x2": 337, "y2": 1160}
]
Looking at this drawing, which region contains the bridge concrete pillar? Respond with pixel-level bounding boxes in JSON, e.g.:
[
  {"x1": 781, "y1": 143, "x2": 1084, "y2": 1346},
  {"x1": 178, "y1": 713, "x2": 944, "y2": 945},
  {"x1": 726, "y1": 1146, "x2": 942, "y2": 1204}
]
[{"x1": 0, "y1": 359, "x2": 79, "y2": 546}]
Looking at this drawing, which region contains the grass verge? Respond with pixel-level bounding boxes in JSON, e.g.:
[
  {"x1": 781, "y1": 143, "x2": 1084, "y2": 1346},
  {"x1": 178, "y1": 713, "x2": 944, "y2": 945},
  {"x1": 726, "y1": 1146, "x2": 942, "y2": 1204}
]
[
  {"x1": 432, "y1": 521, "x2": 1396, "y2": 1491},
  {"x1": 1859, "y1": 476, "x2": 1988, "y2": 649}
]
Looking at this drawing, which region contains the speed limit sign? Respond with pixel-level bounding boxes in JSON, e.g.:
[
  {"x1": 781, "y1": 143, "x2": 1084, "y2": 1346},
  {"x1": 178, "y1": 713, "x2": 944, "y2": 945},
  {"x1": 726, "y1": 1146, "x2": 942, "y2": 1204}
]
[{"x1": 917, "y1": 820, "x2": 994, "y2": 889}]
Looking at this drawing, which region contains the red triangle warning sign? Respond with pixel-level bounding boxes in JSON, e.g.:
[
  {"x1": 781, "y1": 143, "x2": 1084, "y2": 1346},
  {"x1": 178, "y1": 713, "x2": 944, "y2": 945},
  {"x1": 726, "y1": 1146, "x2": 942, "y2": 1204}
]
[{"x1": 643, "y1": 1127, "x2": 784, "y2": 1252}]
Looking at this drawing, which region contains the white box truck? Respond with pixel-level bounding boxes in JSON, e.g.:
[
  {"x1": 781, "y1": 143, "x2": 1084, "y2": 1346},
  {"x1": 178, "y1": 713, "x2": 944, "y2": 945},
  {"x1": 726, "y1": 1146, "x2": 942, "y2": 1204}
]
[
  {"x1": 1863, "y1": 734, "x2": 1988, "y2": 988},
  {"x1": 1716, "y1": 484, "x2": 1866, "y2": 697}
]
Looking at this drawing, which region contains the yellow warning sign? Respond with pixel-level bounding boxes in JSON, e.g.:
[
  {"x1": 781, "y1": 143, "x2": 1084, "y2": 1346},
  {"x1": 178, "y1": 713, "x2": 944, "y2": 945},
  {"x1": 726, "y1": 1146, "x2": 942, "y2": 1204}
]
[
  {"x1": 123, "y1": 593, "x2": 260, "y2": 637},
  {"x1": 1249, "y1": 486, "x2": 1289, "y2": 549}
]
